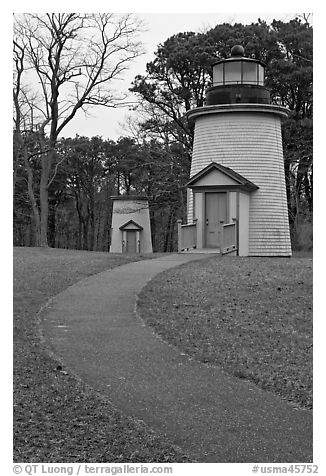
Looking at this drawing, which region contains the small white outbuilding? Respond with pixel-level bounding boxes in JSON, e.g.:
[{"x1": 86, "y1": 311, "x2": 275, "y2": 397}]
[{"x1": 109, "y1": 196, "x2": 153, "y2": 254}]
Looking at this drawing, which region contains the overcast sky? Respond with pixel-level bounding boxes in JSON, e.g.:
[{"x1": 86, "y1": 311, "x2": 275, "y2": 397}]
[{"x1": 60, "y1": 12, "x2": 298, "y2": 141}]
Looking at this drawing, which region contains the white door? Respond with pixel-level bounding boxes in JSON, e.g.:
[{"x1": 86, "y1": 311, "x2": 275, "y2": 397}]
[
  {"x1": 205, "y1": 192, "x2": 227, "y2": 248},
  {"x1": 126, "y1": 230, "x2": 137, "y2": 253}
]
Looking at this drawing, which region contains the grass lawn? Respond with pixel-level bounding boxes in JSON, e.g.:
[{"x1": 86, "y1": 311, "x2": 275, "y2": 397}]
[
  {"x1": 13, "y1": 247, "x2": 190, "y2": 463},
  {"x1": 137, "y1": 254, "x2": 313, "y2": 410}
]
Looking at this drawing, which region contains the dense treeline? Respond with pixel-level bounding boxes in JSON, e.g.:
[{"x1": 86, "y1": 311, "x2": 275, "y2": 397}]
[
  {"x1": 14, "y1": 135, "x2": 189, "y2": 251},
  {"x1": 13, "y1": 15, "x2": 313, "y2": 251}
]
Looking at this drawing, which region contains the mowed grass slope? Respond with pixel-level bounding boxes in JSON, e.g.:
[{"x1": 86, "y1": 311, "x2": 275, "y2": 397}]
[
  {"x1": 13, "y1": 247, "x2": 190, "y2": 463},
  {"x1": 138, "y1": 255, "x2": 313, "y2": 409}
]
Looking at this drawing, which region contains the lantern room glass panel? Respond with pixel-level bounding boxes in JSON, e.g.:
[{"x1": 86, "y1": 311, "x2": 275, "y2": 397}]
[
  {"x1": 213, "y1": 63, "x2": 224, "y2": 85},
  {"x1": 242, "y1": 61, "x2": 257, "y2": 85},
  {"x1": 257, "y1": 64, "x2": 264, "y2": 85},
  {"x1": 224, "y1": 61, "x2": 242, "y2": 84}
]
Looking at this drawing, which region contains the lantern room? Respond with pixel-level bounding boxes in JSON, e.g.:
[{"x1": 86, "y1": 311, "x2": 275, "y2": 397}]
[{"x1": 206, "y1": 45, "x2": 270, "y2": 106}]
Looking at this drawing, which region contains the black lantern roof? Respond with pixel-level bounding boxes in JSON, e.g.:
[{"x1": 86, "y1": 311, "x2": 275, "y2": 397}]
[{"x1": 212, "y1": 45, "x2": 266, "y2": 69}]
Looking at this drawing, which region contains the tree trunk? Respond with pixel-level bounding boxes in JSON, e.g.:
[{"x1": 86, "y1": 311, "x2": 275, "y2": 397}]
[
  {"x1": 39, "y1": 175, "x2": 49, "y2": 247},
  {"x1": 73, "y1": 189, "x2": 84, "y2": 250},
  {"x1": 168, "y1": 213, "x2": 176, "y2": 252},
  {"x1": 82, "y1": 215, "x2": 89, "y2": 250},
  {"x1": 103, "y1": 184, "x2": 114, "y2": 251},
  {"x1": 95, "y1": 202, "x2": 103, "y2": 251},
  {"x1": 89, "y1": 195, "x2": 95, "y2": 251},
  {"x1": 164, "y1": 207, "x2": 173, "y2": 252},
  {"x1": 150, "y1": 209, "x2": 156, "y2": 252},
  {"x1": 48, "y1": 202, "x2": 56, "y2": 248},
  {"x1": 77, "y1": 219, "x2": 82, "y2": 250},
  {"x1": 284, "y1": 159, "x2": 294, "y2": 227},
  {"x1": 24, "y1": 151, "x2": 41, "y2": 247},
  {"x1": 15, "y1": 130, "x2": 42, "y2": 247},
  {"x1": 39, "y1": 149, "x2": 55, "y2": 247}
]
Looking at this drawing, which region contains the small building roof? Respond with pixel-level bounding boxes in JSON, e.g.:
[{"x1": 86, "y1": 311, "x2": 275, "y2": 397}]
[
  {"x1": 111, "y1": 195, "x2": 149, "y2": 201},
  {"x1": 186, "y1": 162, "x2": 259, "y2": 192},
  {"x1": 119, "y1": 220, "x2": 144, "y2": 231}
]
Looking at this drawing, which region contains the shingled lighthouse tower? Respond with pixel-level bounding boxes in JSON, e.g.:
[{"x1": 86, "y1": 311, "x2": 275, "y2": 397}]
[{"x1": 181, "y1": 45, "x2": 291, "y2": 256}]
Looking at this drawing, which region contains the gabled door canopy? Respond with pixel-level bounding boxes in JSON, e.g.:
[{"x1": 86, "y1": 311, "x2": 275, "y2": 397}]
[
  {"x1": 119, "y1": 220, "x2": 144, "y2": 231},
  {"x1": 186, "y1": 162, "x2": 259, "y2": 193}
]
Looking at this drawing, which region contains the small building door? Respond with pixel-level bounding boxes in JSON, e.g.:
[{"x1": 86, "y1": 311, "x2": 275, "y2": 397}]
[
  {"x1": 205, "y1": 192, "x2": 227, "y2": 248},
  {"x1": 126, "y1": 230, "x2": 137, "y2": 253}
]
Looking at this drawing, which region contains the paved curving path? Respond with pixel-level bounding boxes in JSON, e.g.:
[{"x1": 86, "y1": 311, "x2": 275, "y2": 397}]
[{"x1": 41, "y1": 254, "x2": 313, "y2": 463}]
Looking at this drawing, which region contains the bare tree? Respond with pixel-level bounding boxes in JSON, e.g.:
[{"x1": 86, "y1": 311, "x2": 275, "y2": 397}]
[
  {"x1": 13, "y1": 13, "x2": 143, "y2": 246},
  {"x1": 296, "y1": 13, "x2": 312, "y2": 25},
  {"x1": 13, "y1": 36, "x2": 46, "y2": 245}
]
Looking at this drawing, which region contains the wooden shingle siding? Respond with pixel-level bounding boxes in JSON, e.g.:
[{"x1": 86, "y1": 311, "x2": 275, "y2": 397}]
[{"x1": 189, "y1": 111, "x2": 292, "y2": 256}]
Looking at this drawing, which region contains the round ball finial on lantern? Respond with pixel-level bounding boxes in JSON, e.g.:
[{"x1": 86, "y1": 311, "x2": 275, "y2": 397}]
[{"x1": 231, "y1": 45, "x2": 245, "y2": 57}]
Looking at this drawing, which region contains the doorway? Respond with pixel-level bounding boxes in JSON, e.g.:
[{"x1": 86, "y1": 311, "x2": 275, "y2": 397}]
[
  {"x1": 126, "y1": 230, "x2": 137, "y2": 253},
  {"x1": 205, "y1": 192, "x2": 227, "y2": 248}
]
